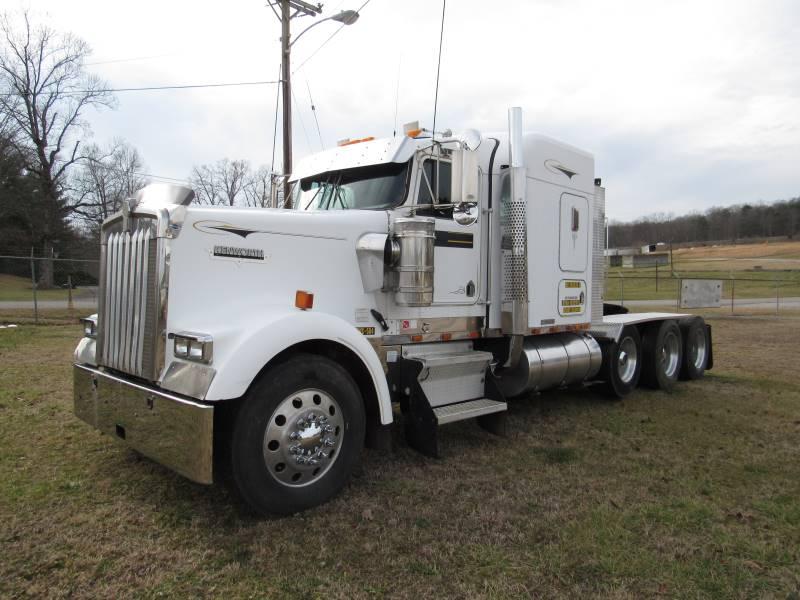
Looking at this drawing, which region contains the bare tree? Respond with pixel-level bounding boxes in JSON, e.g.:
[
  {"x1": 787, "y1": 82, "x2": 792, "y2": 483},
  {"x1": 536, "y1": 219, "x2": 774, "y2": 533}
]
[
  {"x1": 71, "y1": 139, "x2": 148, "y2": 232},
  {"x1": 243, "y1": 165, "x2": 276, "y2": 208},
  {"x1": 0, "y1": 9, "x2": 115, "y2": 285},
  {"x1": 189, "y1": 159, "x2": 249, "y2": 206}
]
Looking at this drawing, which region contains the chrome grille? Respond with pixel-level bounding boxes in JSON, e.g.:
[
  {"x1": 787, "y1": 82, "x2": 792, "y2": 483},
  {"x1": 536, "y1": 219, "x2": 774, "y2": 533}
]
[{"x1": 98, "y1": 217, "x2": 161, "y2": 380}]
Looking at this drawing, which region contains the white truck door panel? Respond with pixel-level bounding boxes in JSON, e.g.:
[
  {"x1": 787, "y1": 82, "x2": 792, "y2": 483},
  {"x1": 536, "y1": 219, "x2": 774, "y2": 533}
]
[{"x1": 432, "y1": 220, "x2": 481, "y2": 304}]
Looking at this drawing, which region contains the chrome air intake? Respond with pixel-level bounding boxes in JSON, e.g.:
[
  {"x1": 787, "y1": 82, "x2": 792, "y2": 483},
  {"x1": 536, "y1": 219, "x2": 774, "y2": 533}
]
[
  {"x1": 497, "y1": 333, "x2": 602, "y2": 397},
  {"x1": 392, "y1": 217, "x2": 435, "y2": 306}
]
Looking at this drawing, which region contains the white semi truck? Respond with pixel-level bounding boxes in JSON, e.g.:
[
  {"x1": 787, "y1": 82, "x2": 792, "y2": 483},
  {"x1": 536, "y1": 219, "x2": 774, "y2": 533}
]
[{"x1": 73, "y1": 108, "x2": 712, "y2": 515}]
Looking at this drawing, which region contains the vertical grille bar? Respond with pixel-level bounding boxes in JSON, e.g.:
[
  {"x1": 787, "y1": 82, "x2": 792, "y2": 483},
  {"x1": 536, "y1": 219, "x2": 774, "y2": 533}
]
[
  {"x1": 99, "y1": 218, "x2": 158, "y2": 380},
  {"x1": 136, "y1": 229, "x2": 151, "y2": 375}
]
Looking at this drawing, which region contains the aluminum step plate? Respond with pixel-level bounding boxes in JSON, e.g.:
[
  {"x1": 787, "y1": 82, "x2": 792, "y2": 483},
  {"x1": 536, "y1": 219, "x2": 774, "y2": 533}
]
[{"x1": 433, "y1": 398, "x2": 507, "y2": 425}]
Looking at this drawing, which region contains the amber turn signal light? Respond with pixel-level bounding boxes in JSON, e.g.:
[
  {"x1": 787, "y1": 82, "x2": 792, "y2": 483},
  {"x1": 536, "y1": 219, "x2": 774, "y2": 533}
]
[{"x1": 295, "y1": 290, "x2": 314, "y2": 310}]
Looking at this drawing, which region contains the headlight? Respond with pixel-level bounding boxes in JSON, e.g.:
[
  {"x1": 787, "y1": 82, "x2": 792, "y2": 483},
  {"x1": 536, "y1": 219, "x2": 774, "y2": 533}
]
[
  {"x1": 170, "y1": 332, "x2": 213, "y2": 364},
  {"x1": 81, "y1": 315, "x2": 98, "y2": 338}
]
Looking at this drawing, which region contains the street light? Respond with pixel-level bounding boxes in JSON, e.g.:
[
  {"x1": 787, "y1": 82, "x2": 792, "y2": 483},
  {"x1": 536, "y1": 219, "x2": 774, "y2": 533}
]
[
  {"x1": 271, "y1": 1, "x2": 360, "y2": 207},
  {"x1": 291, "y1": 11, "x2": 360, "y2": 46}
]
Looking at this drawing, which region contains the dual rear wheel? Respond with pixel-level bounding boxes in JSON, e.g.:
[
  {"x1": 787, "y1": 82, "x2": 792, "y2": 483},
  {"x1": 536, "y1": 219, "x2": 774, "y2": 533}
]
[{"x1": 599, "y1": 317, "x2": 709, "y2": 398}]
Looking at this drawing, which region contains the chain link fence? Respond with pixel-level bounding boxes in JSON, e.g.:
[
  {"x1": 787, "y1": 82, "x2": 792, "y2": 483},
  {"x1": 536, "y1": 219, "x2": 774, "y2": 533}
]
[
  {"x1": 605, "y1": 272, "x2": 800, "y2": 314},
  {"x1": 2, "y1": 256, "x2": 799, "y2": 326},
  {"x1": 0, "y1": 254, "x2": 99, "y2": 325}
]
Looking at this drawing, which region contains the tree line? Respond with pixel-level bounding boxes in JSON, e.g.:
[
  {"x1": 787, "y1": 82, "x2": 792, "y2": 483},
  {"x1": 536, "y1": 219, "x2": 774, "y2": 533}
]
[{"x1": 608, "y1": 198, "x2": 800, "y2": 248}]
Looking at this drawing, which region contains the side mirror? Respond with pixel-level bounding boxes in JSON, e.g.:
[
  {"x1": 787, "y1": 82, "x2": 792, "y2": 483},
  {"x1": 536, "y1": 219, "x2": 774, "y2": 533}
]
[
  {"x1": 450, "y1": 147, "x2": 480, "y2": 226},
  {"x1": 454, "y1": 201, "x2": 479, "y2": 226}
]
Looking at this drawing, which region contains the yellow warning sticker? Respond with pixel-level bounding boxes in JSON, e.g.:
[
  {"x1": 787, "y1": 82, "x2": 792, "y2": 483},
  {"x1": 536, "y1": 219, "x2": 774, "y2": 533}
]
[{"x1": 356, "y1": 327, "x2": 376, "y2": 336}]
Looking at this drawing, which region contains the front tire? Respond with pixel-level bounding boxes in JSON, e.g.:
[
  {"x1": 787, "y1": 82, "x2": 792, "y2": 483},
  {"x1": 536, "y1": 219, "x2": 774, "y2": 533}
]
[
  {"x1": 230, "y1": 353, "x2": 365, "y2": 516},
  {"x1": 641, "y1": 320, "x2": 683, "y2": 391}
]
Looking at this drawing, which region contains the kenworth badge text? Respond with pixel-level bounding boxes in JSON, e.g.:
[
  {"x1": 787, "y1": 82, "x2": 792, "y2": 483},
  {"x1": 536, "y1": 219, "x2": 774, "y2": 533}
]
[{"x1": 73, "y1": 108, "x2": 713, "y2": 515}]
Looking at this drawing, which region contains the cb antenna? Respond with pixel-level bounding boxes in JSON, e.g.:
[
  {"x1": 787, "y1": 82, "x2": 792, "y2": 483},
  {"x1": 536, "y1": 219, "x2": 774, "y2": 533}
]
[
  {"x1": 431, "y1": 0, "x2": 446, "y2": 138},
  {"x1": 393, "y1": 56, "x2": 401, "y2": 137}
]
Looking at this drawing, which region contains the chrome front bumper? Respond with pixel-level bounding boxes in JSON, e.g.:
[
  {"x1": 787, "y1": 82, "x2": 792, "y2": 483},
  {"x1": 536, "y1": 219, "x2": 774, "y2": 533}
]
[{"x1": 73, "y1": 364, "x2": 214, "y2": 484}]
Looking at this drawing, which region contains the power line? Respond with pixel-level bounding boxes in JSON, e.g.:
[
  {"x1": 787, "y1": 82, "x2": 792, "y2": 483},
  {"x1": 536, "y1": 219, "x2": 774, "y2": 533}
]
[
  {"x1": 271, "y1": 65, "x2": 282, "y2": 174},
  {"x1": 1, "y1": 79, "x2": 279, "y2": 98},
  {"x1": 291, "y1": 86, "x2": 313, "y2": 153},
  {"x1": 77, "y1": 160, "x2": 189, "y2": 184},
  {"x1": 305, "y1": 78, "x2": 324, "y2": 150},
  {"x1": 85, "y1": 53, "x2": 178, "y2": 66}
]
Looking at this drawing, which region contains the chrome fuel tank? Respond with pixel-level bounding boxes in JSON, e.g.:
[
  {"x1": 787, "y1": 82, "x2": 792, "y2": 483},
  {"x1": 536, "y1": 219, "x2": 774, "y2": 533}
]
[{"x1": 497, "y1": 333, "x2": 602, "y2": 397}]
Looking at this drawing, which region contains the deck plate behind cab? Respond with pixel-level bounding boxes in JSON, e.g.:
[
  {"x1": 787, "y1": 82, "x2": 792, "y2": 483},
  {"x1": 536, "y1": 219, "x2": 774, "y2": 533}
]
[{"x1": 589, "y1": 312, "x2": 690, "y2": 342}]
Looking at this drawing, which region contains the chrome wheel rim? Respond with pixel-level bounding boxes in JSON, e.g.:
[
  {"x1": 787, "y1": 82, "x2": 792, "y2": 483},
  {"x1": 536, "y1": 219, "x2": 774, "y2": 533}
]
[
  {"x1": 263, "y1": 388, "x2": 344, "y2": 487},
  {"x1": 617, "y1": 335, "x2": 638, "y2": 384},
  {"x1": 660, "y1": 330, "x2": 681, "y2": 379},
  {"x1": 691, "y1": 328, "x2": 707, "y2": 370}
]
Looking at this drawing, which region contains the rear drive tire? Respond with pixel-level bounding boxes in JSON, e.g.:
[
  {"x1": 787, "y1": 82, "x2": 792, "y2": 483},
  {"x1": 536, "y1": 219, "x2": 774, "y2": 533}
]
[
  {"x1": 230, "y1": 353, "x2": 365, "y2": 516},
  {"x1": 679, "y1": 317, "x2": 709, "y2": 380},
  {"x1": 641, "y1": 320, "x2": 683, "y2": 391},
  {"x1": 598, "y1": 325, "x2": 642, "y2": 398}
]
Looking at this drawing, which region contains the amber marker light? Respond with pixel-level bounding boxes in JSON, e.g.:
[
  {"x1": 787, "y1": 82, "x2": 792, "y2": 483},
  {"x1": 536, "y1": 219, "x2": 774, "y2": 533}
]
[{"x1": 295, "y1": 290, "x2": 314, "y2": 310}]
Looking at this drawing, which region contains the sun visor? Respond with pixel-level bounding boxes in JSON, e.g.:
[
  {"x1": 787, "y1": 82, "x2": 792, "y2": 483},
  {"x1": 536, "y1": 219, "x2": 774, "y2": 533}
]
[{"x1": 290, "y1": 136, "x2": 417, "y2": 182}]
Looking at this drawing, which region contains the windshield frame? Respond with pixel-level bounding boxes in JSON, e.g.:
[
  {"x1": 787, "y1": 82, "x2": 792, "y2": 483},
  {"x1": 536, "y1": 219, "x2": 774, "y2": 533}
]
[{"x1": 293, "y1": 159, "x2": 413, "y2": 212}]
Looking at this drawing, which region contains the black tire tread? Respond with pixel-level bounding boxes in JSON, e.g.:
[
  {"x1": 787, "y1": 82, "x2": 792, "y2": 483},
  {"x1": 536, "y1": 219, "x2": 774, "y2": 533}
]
[{"x1": 229, "y1": 353, "x2": 365, "y2": 516}]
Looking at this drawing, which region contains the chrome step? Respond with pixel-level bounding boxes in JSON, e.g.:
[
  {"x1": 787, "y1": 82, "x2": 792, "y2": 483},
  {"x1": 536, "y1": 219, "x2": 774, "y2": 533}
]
[
  {"x1": 402, "y1": 342, "x2": 494, "y2": 407},
  {"x1": 433, "y1": 398, "x2": 507, "y2": 425}
]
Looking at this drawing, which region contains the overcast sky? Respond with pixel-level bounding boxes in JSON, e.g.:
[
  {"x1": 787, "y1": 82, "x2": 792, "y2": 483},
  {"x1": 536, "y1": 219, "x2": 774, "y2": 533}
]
[{"x1": 6, "y1": 0, "x2": 799, "y2": 221}]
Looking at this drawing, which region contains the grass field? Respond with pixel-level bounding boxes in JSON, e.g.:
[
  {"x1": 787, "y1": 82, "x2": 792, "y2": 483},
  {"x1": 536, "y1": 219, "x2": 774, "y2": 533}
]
[
  {"x1": 0, "y1": 274, "x2": 96, "y2": 303},
  {"x1": 605, "y1": 240, "x2": 800, "y2": 302},
  {"x1": 1, "y1": 316, "x2": 799, "y2": 598}
]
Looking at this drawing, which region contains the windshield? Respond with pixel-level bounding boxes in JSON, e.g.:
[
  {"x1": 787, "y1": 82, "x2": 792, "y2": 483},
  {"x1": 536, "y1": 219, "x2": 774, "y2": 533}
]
[{"x1": 293, "y1": 161, "x2": 410, "y2": 211}]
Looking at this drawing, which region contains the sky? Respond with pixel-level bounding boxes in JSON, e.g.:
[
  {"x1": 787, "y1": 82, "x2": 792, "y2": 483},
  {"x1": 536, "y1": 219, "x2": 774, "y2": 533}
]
[{"x1": 4, "y1": 0, "x2": 799, "y2": 221}]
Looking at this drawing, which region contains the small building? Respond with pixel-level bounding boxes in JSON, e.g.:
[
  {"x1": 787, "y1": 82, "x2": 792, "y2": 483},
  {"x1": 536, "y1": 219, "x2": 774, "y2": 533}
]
[{"x1": 606, "y1": 244, "x2": 670, "y2": 268}]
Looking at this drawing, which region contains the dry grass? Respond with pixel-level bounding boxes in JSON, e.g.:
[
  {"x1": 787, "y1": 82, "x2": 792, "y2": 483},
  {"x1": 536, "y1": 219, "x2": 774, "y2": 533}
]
[
  {"x1": 1, "y1": 317, "x2": 799, "y2": 598},
  {"x1": 673, "y1": 239, "x2": 800, "y2": 262},
  {"x1": 0, "y1": 308, "x2": 84, "y2": 326}
]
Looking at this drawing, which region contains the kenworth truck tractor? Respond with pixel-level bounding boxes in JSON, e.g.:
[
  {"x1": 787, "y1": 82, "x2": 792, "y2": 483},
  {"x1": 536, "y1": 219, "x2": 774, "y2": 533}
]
[{"x1": 73, "y1": 108, "x2": 713, "y2": 515}]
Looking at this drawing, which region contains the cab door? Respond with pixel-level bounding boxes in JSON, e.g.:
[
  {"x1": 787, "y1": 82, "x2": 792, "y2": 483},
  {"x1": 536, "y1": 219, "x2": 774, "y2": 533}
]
[{"x1": 414, "y1": 155, "x2": 482, "y2": 306}]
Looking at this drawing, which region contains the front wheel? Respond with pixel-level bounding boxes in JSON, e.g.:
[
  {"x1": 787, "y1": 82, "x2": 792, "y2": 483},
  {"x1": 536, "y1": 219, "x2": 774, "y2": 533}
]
[{"x1": 230, "y1": 353, "x2": 365, "y2": 516}]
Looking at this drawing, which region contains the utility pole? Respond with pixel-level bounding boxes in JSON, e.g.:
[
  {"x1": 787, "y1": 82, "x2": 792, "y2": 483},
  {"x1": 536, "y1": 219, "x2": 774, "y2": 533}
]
[
  {"x1": 280, "y1": 0, "x2": 293, "y2": 207},
  {"x1": 268, "y1": 1, "x2": 358, "y2": 208}
]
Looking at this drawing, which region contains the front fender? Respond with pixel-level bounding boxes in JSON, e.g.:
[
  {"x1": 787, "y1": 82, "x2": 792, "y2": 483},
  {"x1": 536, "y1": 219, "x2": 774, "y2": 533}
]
[{"x1": 204, "y1": 309, "x2": 392, "y2": 425}]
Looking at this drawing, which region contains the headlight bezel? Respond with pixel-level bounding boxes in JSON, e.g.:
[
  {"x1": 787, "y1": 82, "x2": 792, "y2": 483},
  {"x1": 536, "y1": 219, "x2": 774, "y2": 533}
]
[
  {"x1": 170, "y1": 332, "x2": 213, "y2": 364},
  {"x1": 81, "y1": 315, "x2": 98, "y2": 339}
]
